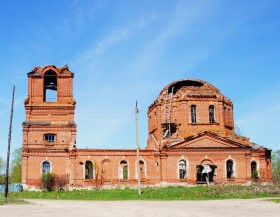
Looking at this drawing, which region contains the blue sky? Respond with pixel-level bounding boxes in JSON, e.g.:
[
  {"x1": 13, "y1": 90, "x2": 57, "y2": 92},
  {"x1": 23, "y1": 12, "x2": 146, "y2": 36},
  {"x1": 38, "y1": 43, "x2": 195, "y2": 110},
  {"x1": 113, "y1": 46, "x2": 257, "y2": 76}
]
[{"x1": 0, "y1": 0, "x2": 279, "y2": 160}]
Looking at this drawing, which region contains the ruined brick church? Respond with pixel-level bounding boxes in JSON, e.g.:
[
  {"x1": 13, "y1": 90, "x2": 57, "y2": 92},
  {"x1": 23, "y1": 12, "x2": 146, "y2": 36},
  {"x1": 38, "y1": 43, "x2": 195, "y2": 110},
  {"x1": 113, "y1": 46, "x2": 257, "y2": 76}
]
[{"x1": 21, "y1": 65, "x2": 272, "y2": 188}]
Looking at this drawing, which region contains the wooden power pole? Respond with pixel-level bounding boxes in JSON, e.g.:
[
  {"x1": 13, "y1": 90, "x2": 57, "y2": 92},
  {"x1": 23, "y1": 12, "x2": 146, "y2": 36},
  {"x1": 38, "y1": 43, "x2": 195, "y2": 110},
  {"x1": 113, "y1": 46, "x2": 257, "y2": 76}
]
[
  {"x1": 5, "y1": 85, "x2": 15, "y2": 199},
  {"x1": 135, "y1": 101, "x2": 141, "y2": 195}
]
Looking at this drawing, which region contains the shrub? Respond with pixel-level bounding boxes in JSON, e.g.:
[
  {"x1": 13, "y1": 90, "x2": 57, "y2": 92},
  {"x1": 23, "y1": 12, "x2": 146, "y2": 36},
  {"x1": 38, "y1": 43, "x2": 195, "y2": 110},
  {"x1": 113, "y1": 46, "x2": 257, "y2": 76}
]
[
  {"x1": 41, "y1": 172, "x2": 56, "y2": 191},
  {"x1": 0, "y1": 174, "x2": 5, "y2": 184},
  {"x1": 252, "y1": 169, "x2": 259, "y2": 181},
  {"x1": 56, "y1": 175, "x2": 69, "y2": 191}
]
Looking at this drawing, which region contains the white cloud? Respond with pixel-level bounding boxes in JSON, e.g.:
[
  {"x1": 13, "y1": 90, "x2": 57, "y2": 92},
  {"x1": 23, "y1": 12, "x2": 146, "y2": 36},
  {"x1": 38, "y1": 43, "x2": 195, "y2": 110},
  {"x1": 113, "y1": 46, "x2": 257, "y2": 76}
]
[
  {"x1": 71, "y1": 13, "x2": 158, "y2": 69},
  {"x1": 72, "y1": 27, "x2": 131, "y2": 67}
]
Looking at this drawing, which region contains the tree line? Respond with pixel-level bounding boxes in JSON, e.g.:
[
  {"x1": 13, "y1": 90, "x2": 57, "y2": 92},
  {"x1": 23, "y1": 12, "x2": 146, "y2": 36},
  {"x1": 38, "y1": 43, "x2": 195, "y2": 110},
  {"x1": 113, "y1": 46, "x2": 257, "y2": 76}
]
[
  {"x1": 0, "y1": 148, "x2": 21, "y2": 184},
  {"x1": 272, "y1": 149, "x2": 280, "y2": 182}
]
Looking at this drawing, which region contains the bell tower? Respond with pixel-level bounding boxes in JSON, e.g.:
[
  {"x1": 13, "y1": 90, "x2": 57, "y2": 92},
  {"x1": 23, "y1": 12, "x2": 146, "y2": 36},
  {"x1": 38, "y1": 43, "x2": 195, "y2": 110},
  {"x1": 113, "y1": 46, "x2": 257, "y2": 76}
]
[
  {"x1": 22, "y1": 65, "x2": 77, "y2": 187},
  {"x1": 22, "y1": 65, "x2": 77, "y2": 151}
]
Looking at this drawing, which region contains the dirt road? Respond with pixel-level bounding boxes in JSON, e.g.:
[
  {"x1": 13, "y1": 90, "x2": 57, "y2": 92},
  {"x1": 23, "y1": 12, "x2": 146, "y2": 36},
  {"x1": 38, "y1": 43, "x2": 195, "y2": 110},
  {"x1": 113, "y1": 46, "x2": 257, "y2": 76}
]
[{"x1": 0, "y1": 198, "x2": 279, "y2": 217}]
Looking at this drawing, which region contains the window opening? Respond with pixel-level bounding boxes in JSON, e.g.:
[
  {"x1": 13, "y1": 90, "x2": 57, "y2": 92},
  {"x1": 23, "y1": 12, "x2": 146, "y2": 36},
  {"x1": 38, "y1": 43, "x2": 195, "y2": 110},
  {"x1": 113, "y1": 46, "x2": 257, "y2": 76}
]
[
  {"x1": 44, "y1": 70, "x2": 57, "y2": 102},
  {"x1": 179, "y1": 160, "x2": 187, "y2": 179},
  {"x1": 209, "y1": 105, "x2": 215, "y2": 124},
  {"x1": 251, "y1": 161, "x2": 258, "y2": 180},
  {"x1": 190, "y1": 105, "x2": 197, "y2": 124},
  {"x1": 44, "y1": 134, "x2": 56, "y2": 142},
  {"x1": 162, "y1": 123, "x2": 178, "y2": 138},
  {"x1": 196, "y1": 164, "x2": 217, "y2": 184},
  {"x1": 85, "y1": 161, "x2": 94, "y2": 179},
  {"x1": 42, "y1": 161, "x2": 50, "y2": 174},
  {"x1": 226, "y1": 160, "x2": 234, "y2": 178},
  {"x1": 120, "y1": 160, "x2": 128, "y2": 180},
  {"x1": 137, "y1": 160, "x2": 145, "y2": 179}
]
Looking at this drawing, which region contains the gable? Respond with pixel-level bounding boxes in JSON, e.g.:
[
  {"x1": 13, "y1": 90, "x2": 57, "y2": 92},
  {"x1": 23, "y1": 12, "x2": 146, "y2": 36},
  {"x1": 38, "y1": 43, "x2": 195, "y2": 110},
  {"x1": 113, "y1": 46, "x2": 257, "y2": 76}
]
[
  {"x1": 167, "y1": 133, "x2": 246, "y2": 149},
  {"x1": 183, "y1": 137, "x2": 234, "y2": 148}
]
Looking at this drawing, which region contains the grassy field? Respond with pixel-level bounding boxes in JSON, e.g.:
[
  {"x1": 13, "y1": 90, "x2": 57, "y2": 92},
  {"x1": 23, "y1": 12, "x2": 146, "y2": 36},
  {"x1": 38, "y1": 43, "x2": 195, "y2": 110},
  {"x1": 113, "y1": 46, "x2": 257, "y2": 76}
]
[
  {"x1": 4, "y1": 185, "x2": 280, "y2": 201},
  {"x1": 0, "y1": 196, "x2": 27, "y2": 205}
]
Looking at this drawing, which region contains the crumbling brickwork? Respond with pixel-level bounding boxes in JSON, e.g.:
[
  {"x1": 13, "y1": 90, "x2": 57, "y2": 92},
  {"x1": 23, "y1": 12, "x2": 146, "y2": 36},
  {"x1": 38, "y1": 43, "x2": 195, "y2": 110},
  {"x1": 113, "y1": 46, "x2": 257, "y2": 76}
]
[{"x1": 21, "y1": 65, "x2": 272, "y2": 189}]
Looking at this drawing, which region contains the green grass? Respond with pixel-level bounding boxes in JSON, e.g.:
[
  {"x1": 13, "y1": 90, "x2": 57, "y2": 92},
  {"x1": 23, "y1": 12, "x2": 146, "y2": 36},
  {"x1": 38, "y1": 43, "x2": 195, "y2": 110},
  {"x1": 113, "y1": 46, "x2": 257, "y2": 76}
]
[
  {"x1": 0, "y1": 195, "x2": 28, "y2": 205},
  {"x1": 7, "y1": 185, "x2": 280, "y2": 201},
  {"x1": 265, "y1": 198, "x2": 280, "y2": 203}
]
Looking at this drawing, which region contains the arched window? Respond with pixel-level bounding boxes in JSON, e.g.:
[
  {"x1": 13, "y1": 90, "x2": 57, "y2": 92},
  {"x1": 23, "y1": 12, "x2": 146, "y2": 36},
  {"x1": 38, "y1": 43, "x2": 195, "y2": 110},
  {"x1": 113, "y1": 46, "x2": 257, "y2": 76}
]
[
  {"x1": 44, "y1": 134, "x2": 56, "y2": 142},
  {"x1": 85, "y1": 161, "x2": 94, "y2": 179},
  {"x1": 42, "y1": 161, "x2": 50, "y2": 175},
  {"x1": 251, "y1": 161, "x2": 258, "y2": 179},
  {"x1": 136, "y1": 160, "x2": 145, "y2": 179},
  {"x1": 209, "y1": 105, "x2": 215, "y2": 124},
  {"x1": 139, "y1": 160, "x2": 145, "y2": 179},
  {"x1": 190, "y1": 105, "x2": 197, "y2": 124},
  {"x1": 226, "y1": 159, "x2": 234, "y2": 178},
  {"x1": 119, "y1": 160, "x2": 128, "y2": 180},
  {"x1": 44, "y1": 70, "x2": 57, "y2": 102},
  {"x1": 196, "y1": 159, "x2": 217, "y2": 183},
  {"x1": 179, "y1": 160, "x2": 187, "y2": 179}
]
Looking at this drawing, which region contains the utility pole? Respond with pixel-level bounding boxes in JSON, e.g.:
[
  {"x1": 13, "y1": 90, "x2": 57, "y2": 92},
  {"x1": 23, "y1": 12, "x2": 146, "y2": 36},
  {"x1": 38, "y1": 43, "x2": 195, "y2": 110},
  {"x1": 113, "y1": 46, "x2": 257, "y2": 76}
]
[
  {"x1": 5, "y1": 85, "x2": 15, "y2": 199},
  {"x1": 135, "y1": 101, "x2": 141, "y2": 195}
]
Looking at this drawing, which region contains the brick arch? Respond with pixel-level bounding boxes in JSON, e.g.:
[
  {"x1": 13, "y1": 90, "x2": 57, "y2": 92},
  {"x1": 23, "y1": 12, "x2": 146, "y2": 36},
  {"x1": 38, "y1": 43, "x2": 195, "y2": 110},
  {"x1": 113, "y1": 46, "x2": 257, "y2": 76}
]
[
  {"x1": 118, "y1": 159, "x2": 129, "y2": 179},
  {"x1": 40, "y1": 160, "x2": 52, "y2": 175},
  {"x1": 43, "y1": 68, "x2": 58, "y2": 102},
  {"x1": 101, "y1": 159, "x2": 110, "y2": 164},
  {"x1": 41, "y1": 65, "x2": 60, "y2": 75},
  {"x1": 251, "y1": 160, "x2": 259, "y2": 179},
  {"x1": 225, "y1": 158, "x2": 236, "y2": 179},
  {"x1": 101, "y1": 159, "x2": 112, "y2": 181},
  {"x1": 200, "y1": 159, "x2": 214, "y2": 165},
  {"x1": 178, "y1": 158, "x2": 189, "y2": 179},
  {"x1": 134, "y1": 159, "x2": 146, "y2": 179},
  {"x1": 84, "y1": 160, "x2": 95, "y2": 179},
  {"x1": 197, "y1": 159, "x2": 217, "y2": 183}
]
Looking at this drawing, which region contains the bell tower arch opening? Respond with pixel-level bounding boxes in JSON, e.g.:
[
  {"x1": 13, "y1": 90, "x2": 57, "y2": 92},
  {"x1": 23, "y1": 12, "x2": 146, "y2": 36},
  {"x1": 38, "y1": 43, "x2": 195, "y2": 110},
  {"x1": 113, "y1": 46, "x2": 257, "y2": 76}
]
[{"x1": 44, "y1": 70, "x2": 57, "y2": 102}]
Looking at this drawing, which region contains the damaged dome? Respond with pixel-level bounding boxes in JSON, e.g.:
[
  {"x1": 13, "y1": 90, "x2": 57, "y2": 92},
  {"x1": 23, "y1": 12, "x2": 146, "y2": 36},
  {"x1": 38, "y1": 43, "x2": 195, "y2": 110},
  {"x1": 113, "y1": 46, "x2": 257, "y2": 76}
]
[{"x1": 160, "y1": 79, "x2": 221, "y2": 95}]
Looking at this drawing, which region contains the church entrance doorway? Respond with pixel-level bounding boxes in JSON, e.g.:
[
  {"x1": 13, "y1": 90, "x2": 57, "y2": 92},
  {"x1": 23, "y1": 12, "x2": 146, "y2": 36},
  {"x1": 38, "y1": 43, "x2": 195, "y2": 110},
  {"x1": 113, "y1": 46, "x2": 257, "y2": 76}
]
[{"x1": 196, "y1": 160, "x2": 217, "y2": 184}]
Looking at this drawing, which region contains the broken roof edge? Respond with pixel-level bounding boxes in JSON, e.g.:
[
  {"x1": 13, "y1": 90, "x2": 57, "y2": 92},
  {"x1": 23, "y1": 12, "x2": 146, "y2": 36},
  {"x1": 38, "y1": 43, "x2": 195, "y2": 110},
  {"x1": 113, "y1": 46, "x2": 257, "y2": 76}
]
[
  {"x1": 147, "y1": 78, "x2": 233, "y2": 112},
  {"x1": 159, "y1": 78, "x2": 221, "y2": 96},
  {"x1": 27, "y1": 64, "x2": 74, "y2": 76},
  {"x1": 250, "y1": 142, "x2": 272, "y2": 151}
]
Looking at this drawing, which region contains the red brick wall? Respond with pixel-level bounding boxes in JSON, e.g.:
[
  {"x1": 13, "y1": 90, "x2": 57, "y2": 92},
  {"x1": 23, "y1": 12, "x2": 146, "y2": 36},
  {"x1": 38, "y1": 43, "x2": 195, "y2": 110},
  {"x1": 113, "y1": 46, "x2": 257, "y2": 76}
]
[{"x1": 22, "y1": 70, "x2": 272, "y2": 189}]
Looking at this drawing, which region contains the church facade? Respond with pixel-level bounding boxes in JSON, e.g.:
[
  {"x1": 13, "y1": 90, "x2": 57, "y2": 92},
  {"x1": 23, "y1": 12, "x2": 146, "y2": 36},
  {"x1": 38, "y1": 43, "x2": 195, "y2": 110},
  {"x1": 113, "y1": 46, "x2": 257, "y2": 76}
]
[{"x1": 21, "y1": 65, "x2": 272, "y2": 189}]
